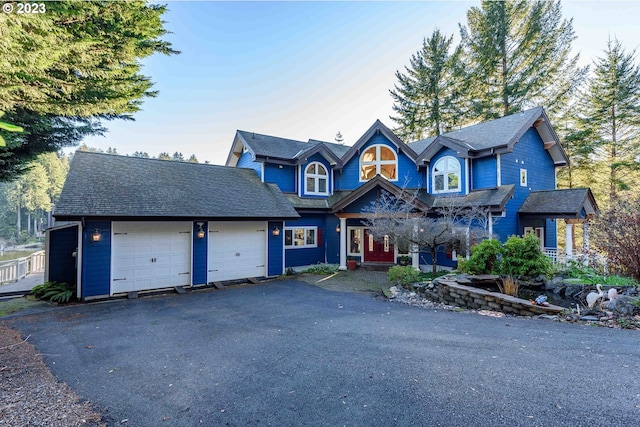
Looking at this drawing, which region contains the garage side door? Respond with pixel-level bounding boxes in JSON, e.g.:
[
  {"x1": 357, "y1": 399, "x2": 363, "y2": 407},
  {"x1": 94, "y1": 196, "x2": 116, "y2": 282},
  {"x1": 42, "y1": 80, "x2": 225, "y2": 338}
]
[
  {"x1": 208, "y1": 221, "x2": 266, "y2": 282},
  {"x1": 111, "y1": 221, "x2": 191, "y2": 294}
]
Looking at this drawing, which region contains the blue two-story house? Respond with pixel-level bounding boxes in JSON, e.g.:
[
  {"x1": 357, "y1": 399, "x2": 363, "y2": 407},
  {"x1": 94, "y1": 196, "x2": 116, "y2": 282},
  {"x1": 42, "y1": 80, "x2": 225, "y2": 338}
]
[{"x1": 48, "y1": 107, "x2": 597, "y2": 300}]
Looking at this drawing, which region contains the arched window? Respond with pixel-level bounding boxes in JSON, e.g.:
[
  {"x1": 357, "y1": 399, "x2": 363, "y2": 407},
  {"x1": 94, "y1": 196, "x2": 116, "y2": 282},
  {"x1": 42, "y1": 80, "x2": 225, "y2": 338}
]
[
  {"x1": 305, "y1": 162, "x2": 328, "y2": 195},
  {"x1": 433, "y1": 156, "x2": 460, "y2": 193},
  {"x1": 360, "y1": 145, "x2": 397, "y2": 181}
]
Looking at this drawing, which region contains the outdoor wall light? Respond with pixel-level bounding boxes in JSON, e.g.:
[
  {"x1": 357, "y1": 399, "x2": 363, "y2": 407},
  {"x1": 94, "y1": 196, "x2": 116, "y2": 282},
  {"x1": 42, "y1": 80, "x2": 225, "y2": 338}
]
[
  {"x1": 196, "y1": 222, "x2": 205, "y2": 239},
  {"x1": 92, "y1": 229, "x2": 101, "y2": 242},
  {"x1": 335, "y1": 224, "x2": 341, "y2": 233},
  {"x1": 272, "y1": 226, "x2": 281, "y2": 237}
]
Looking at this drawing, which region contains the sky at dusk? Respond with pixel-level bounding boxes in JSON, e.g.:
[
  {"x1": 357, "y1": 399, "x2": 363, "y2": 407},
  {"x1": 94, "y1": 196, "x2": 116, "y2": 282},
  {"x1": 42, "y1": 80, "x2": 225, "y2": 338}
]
[{"x1": 80, "y1": 1, "x2": 640, "y2": 164}]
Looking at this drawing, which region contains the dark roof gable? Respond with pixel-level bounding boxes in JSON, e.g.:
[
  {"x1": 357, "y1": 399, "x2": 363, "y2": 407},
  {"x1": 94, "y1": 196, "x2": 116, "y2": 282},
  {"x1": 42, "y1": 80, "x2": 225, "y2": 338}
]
[
  {"x1": 410, "y1": 107, "x2": 569, "y2": 166},
  {"x1": 339, "y1": 120, "x2": 419, "y2": 167},
  {"x1": 55, "y1": 151, "x2": 299, "y2": 220}
]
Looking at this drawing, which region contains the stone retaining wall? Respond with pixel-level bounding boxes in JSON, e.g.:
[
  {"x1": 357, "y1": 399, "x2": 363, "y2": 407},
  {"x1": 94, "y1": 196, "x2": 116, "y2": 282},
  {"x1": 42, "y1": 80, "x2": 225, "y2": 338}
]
[{"x1": 419, "y1": 279, "x2": 565, "y2": 316}]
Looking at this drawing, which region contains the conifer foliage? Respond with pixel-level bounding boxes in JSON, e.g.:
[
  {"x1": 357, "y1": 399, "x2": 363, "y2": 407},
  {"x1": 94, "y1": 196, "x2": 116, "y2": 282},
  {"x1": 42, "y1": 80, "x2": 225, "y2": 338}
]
[
  {"x1": 390, "y1": 29, "x2": 465, "y2": 141},
  {"x1": 0, "y1": 1, "x2": 178, "y2": 181},
  {"x1": 390, "y1": 0, "x2": 586, "y2": 139}
]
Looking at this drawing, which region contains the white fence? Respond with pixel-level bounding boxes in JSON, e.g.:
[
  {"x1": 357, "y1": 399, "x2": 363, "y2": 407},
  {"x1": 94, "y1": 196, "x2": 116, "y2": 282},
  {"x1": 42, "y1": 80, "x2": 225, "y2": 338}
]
[
  {"x1": 543, "y1": 248, "x2": 608, "y2": 273},
  {"x1": 0, "y1": 250, "x2": 45, "y2": 284}
]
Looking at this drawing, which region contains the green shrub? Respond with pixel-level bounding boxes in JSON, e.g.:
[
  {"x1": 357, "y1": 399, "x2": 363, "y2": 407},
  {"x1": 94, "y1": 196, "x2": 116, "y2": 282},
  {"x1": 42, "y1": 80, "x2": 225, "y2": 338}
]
[
  {"x1": 501, "y1": 234, "x2": 552, "y2": 277},
  {"x1": 31, "y1": 281, "x2": 74, "y2": 303},
  {"x1": 387, "y1": 265, "x2": 421, "y2": 288},
  {"x1": 457, "y1": 238, "x2": 502, "y2": 274},
  {"x1": 303, "y1": 263, "x2": 339, "y2": 275}
]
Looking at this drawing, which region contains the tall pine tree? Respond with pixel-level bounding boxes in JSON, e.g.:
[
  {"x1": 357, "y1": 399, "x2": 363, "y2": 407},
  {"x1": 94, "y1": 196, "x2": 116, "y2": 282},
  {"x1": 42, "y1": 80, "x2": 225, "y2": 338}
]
[
  {"x1": 390, "y1": 29, "x2": 465, "y2": 141},
  {"x1": 460, "y1": 0, "x2": 586, "y2": 120},
  {"x1": 0, "y1": 1, "x2": 178, "y2": 181},
  {"x1": 579, "y1": 38, "x2": 640, "y2": 204}
]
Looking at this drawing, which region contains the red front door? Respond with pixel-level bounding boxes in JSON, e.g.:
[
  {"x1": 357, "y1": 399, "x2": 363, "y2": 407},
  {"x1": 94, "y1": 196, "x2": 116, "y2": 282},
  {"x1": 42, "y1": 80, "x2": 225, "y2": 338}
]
[{"x1": 364, "y1": 229, "x2": 394, "y2": 263}]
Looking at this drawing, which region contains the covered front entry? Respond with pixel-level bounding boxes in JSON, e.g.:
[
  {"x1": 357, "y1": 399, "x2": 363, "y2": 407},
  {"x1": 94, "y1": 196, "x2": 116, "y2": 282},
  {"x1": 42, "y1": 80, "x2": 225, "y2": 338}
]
[
  {"x1": 111, "y1": 221, "x2": 192, "y2": 294},
  {"x1": 363, "y1": 229, "x2": 394, "y2": 263},
  {"x1": 208, "y1": 221, "x2": 267, "y2": 282}
]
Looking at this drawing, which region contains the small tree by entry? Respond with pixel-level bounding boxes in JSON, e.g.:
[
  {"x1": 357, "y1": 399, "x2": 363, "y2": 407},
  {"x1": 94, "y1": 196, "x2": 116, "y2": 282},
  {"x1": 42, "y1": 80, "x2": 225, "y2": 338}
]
[{"x1": 363, "y1": 187, "x2": 493, "y2": 275}]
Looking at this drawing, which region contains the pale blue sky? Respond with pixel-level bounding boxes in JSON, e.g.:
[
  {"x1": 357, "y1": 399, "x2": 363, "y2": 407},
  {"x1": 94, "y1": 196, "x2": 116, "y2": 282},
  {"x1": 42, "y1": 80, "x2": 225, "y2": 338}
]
[{"x1": 81, "y1": 1, "x2": 640, "y2": 164}]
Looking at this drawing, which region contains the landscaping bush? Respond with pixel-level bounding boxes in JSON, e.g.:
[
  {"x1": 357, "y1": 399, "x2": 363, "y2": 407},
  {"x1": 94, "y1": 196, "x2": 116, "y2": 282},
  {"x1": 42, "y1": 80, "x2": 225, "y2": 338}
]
[
  {"x1": 304, "y1": 263, "x2": 339, "y2": 275},
  {"x1": 501, "y1": 234, "x2": 552, "y2": 277},
  {"x1": 31, "y1": 281, "x2": 74, "y2": 303},
  {"x1": 387, "y1": 265, "x2": 421, "y2": 288},
  {"x1": 457, "y1": 238, "x2": 502, "y2": 274}
]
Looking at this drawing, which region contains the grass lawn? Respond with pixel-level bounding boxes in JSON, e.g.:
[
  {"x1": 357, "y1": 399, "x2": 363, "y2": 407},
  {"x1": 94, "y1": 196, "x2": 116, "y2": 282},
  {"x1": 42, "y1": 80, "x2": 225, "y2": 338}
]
[
  {"x1": 0, "y1": 297, "x2": 46, "y2": 317},
  {"x1": 0, "y1": 251, "x2": 38, "y2": 262}
]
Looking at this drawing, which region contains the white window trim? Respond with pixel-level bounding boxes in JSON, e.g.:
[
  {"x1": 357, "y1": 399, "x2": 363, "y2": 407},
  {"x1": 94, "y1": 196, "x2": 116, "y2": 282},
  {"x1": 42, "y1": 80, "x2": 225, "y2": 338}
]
[
  {"x1": 520, "y1": 168, "x2": 528, "y2": 187},
  {"x1": 359, "y1": 144, "x2": 398, "y2": 182},
  {"x1": 432, "y1": 156, "x2": 461, "y2": 193},
  {"x1": 284, "y1": 226, "x2": 318, "y2": 249},
  {"x1": 304, "y1": 162, "x2": 329, "y2": 195}
]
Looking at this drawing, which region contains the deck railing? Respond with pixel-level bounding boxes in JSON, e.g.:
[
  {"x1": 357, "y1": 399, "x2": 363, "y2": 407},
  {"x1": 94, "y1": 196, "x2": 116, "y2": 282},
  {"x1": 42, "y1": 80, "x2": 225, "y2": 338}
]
[{"x1": 0, "y1": 250, "x2": 45, "y2": 285}]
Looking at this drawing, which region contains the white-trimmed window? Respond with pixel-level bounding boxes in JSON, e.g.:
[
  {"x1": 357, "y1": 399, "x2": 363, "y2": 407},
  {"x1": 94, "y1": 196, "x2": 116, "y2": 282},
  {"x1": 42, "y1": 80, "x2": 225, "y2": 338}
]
[
  {"x1": 284, "y1": 226, "x2": 318, "y2": 248},
  {"x1": 520, "y1": 168, "x2": 528, "y2": 187},
  {"x1": 360, "y1": 145, "x2": 397, "y2": 181},
  {"x1": 433, "y1": 156, "x2": 461, "y2": 193},
  {"x1": 305, "y1": 162, "x2": 328, "y2": 195}
]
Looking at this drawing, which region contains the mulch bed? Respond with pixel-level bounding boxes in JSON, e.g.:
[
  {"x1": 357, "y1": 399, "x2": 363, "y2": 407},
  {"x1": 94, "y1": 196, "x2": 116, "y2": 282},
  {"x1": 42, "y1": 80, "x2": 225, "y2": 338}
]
[{"x1": 0, "y1": 324, "x2": 105, "y2": 426}]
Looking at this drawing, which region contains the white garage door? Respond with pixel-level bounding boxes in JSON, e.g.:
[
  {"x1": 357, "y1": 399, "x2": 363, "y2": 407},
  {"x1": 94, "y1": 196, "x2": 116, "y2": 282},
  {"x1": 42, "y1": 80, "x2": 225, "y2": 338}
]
[
  {"x1": 111, "y1": 221, "x2": 191, "y2": 294},
  {"x1": 208, "y1": 221, "x2": 267, "y2": 282}
]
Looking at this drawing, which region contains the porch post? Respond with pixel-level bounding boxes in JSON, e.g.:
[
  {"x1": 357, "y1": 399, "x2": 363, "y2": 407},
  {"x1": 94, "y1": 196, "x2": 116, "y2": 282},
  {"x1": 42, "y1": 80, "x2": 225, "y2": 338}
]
[
  {"x1": 583, "y1": 221, "x2": 590, "y2": 253},
  {"x1": 488, "y1": 213, "x2": 493, "y2": 239},
  {"x1": 338, "y1": 217, "x2": 347, "y2": 270},
  {"x1": 411, "y1": 223, "x2": 420, "y2": 271},
  {"x1": 565, "y1": 221, "x2": 574, "y2": 259}
]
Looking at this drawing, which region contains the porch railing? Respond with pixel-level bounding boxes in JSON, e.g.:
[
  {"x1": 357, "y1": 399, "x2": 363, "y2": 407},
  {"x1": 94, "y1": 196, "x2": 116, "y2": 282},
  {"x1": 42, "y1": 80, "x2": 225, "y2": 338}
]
[
  {"x1": 543, "y1": 248, "x2": 608, "y2": 273},
  {"x1": 0, "y1": 250, "x2": 45, "y2": 285}
]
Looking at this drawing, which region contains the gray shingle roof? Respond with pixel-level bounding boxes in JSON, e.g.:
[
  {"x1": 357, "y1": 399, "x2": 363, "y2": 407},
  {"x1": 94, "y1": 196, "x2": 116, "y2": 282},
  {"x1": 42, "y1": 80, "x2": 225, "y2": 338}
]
[
  {"x1": 55, "y1": 151, "x2": 300, "y2": 219},
  {"x1": 518, "y1": 188, "x2": 598, "y2": 217},
  {"x1": 237, "y1": 130, "x2": 311, "y2": 159},
  {"x1": 284, "y1": 191, "x2": 353, "y2": 210},
  {"x1": 408, "y1": 107, "x2": 568, "y2": 165},
  {"x1": 437, "y1": 107, "x2": 544, "y2": 151},
  {"x1": 432, "y1": 185, "x2": 515, "y2": 211}
]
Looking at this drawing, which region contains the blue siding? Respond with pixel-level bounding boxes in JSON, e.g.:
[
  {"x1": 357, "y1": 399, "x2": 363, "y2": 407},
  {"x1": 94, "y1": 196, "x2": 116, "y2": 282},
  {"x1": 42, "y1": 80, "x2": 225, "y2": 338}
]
[
  {"x1": 81, "y1": 220, "x2": 111, "y2": 298},
  {"x1": 545, "y1": 219, "x2": 557, "y2": 248},
  {"x1": 268, "y1": 221, "x2": 284, "y2": 276},
  {"x1": 264, "y1": 163, "x2": 296, "y2": 192},
  {"x1": 192, "y1": 221, "x2": 207, "y2": 285},
  {"x1": 325, "y1": 216, "x2": 340, "y2": 264},
  {"x1": 495, "y1": 128, "x2": 557, "y2": 241},
  {"x1": 472, "y1": 156, "x2": 497, "y2": 189},
  {"x1": 430, "y1": 147, "x2": 466, "y2": 196},
  {"x1": 284, "y1": 215, "x2": 328, "y2": 267},
  {"x1": 335, "y1": 133, "x2": 424, "y2": 190},
  {"x1": 237, "y1": 151, "x2": 262, "y2": 179},
  {"x1": 300, "y1": 154, "x2": 332, "y2": 197},
  {"x1": 48, "y1": 225, "x2": 78, "y2": 287}
]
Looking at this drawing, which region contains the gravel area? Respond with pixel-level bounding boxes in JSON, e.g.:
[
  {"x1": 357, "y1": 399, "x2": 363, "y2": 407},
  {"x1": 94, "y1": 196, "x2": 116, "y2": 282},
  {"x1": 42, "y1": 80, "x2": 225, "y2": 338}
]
[{"x1": 0, "y1": 324, "x2": 105, "y2": 427}]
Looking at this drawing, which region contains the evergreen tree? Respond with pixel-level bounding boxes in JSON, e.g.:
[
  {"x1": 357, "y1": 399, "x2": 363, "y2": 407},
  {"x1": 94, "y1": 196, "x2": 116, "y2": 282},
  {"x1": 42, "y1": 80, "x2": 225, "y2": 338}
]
[
  {"x1": 188, "y1": 154, "x2": 199, "y2": 163},
  {"x1": 579, "y1": 38, "x2": 640, "y2": 204},
  {"x1": 390, "y1": 29, "x2": 465, "y2": 141},
  {"x1": 460, "y1": 0, "x2": 586, "y2": 120},
  {"x1": 132, "y1": 151, "x2": 150, "y2": 158},
  {"x1": 0, "y1": 1, "x2": 178, "y2": 181},
  {"x1": 172, "y1": 152, "x2": 185, "y2": 162},
  {"x1": 158, "y1": 152, "x2": 171, "y2": 160}
]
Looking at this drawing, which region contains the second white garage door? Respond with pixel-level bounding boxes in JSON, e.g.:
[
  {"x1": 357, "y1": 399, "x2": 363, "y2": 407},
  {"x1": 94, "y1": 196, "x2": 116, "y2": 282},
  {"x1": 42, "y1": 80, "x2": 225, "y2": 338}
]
[{"x1": 208, "y1": 221, "x2": 267, "y2": 282}]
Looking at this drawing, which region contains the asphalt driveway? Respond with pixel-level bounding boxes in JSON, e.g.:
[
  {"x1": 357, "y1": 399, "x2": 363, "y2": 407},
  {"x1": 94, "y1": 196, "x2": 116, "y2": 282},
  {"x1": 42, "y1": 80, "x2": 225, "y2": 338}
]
[{"x1": 5, "y1": 280, "x2": 639, "y2": 426}]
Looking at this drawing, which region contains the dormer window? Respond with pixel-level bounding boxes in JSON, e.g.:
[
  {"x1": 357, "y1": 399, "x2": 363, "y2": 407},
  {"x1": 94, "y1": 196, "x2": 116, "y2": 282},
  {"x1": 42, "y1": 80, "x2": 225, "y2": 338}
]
[
  {"x1": 305, "y1": 162, "x2": 328, "y2": 195},
  {"x1": 433, "y1": 156, "x2": 460, "y2": 193},
  {"x1": 360, "y1": 145, "x2": 397, "y2": 181}
]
